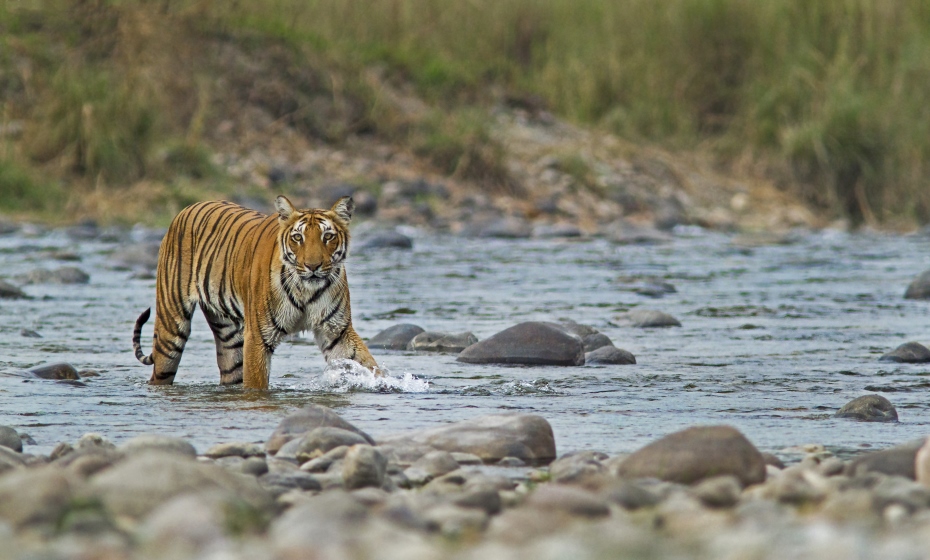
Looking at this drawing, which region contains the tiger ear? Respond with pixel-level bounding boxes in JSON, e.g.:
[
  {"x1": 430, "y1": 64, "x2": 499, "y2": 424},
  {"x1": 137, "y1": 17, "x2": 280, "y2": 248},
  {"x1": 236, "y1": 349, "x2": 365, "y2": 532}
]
[
  {"x1": 275, "y1": 195, "x2": 296, "y2": 222},
  {"x1": 331, "y1": 196, "x2": 354, "y2": 225}
]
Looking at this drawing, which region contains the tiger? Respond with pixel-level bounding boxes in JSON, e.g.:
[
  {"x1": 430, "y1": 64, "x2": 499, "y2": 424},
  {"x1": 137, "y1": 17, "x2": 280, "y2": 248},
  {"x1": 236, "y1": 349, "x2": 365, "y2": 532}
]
[{"x1": 131, "y1": 195, "x2": 378, "y2": 389}]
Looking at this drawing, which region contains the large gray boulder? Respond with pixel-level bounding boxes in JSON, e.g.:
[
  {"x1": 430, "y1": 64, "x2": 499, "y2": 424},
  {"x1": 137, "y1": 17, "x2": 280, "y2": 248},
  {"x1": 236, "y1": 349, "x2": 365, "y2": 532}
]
[
  {"x1": 457, "y1": 322, "x2": 584, "y2": 366},
  {"x1": 265, "y1": 405, "x2": 373, "y2": 455},
  {"x1": 379, "y1": 414, "x2": 556, "y2": 465},
  {"x1": 615, "y1": 425, "x2": 766, "y2": 487},
  {"x1": 904, "y1": 270, "x2": 930, "y2": 299},
  {"x1": 91, "y1": 452, "x2": 273, "y2": 519},
  {"x1": 835, "y1": 394, "x2": 898, "y2": 422},
  {"x1": 367, "y1": 324, "x2": 425, "y2": 350},
  {"x1": 879, "y1": 342, "x2": 930, "y2": 363}
]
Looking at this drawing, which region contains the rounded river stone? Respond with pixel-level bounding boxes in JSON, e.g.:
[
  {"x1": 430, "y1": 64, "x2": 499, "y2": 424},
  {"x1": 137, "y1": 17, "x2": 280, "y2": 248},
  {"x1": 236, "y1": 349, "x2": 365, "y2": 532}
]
[
  {"x1": 879, "y1": 341, "x2": 930, "y2": 363},
  {"x1": 457, "y1": 322, "x2": 584, "y2": 366},
  {"x1": 835, "y1": 394, "x2": 898, "y2": 422},
  {"x1": 367, "y1": 324, "x2": 425, "y2": 350},
  {"x1": 265, "y1": 405, "x2": 374, "y2": 455},
  {"x1": 904, "y1": 270, "x2": 930, "y2": 300},
  {"x1": 615, "y1": 425, "x2": 766, "y2": 487}
]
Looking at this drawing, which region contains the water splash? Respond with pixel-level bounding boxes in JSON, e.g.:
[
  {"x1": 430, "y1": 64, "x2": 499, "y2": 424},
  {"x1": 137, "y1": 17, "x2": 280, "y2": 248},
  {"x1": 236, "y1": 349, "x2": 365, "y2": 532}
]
[{"x1": 316, "y1": 360, "x2": 429, "y2": 393}]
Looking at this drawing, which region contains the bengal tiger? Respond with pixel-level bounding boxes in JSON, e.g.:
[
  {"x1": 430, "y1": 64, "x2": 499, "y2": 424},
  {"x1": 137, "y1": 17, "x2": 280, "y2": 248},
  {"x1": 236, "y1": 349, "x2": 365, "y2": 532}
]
[{"x1": 131, "y1": 195, "x2": 378, "y2": 389}]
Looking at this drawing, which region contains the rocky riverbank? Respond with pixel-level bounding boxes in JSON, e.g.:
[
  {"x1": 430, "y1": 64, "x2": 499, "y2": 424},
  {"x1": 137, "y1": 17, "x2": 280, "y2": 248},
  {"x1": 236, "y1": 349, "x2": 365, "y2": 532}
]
[{"x1": 2, "y1": 405, "x2": 930, "y2": 560}]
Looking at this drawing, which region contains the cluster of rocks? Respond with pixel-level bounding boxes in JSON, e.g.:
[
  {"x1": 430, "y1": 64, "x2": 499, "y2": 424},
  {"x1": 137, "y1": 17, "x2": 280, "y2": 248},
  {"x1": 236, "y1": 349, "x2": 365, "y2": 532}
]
[
  {"x1": 369, "y1": 320, "x2": 639, "y2": 366},
  {"x1": 2, "y1": 405, "x2": 930, "y2": 559}
]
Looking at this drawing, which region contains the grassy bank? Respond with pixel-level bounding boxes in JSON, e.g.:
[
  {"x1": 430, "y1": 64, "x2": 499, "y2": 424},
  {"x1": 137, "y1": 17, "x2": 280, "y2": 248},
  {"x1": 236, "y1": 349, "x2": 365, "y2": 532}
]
[{"x1": 1, "y1": 0, "x2": 929, "y2": 226}]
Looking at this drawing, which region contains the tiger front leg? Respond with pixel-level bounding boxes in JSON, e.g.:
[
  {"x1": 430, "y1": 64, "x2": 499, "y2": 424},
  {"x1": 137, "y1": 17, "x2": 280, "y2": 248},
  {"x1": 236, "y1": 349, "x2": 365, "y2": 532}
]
[
  {"x1": 315, "y1": 324, "x2": 380, "y2": 374},
  {"x1": 242, "y1": 324, "x2": 273, "y2": 389}
]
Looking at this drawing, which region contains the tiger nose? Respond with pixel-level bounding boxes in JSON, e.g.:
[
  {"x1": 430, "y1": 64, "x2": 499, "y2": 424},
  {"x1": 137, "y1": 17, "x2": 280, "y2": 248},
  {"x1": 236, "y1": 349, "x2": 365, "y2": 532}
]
[{"x1": 306, "y1": 260, "x2": 323, "y2": 271}]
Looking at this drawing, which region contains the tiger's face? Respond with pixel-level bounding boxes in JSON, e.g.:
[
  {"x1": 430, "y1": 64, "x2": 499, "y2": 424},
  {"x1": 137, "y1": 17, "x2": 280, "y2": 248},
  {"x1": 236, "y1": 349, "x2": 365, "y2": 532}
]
[{"x1": 275, "y1": 196, "x2": 353, "y2": 281}]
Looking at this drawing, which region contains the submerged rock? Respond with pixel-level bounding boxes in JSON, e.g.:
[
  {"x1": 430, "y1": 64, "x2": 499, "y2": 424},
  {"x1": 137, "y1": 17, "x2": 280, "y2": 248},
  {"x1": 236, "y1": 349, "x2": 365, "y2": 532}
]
[
  {"x1": 407, "y1": 331, "x2": 478, "y2": 353},
  {"x1": 904, "y1": 270, "x2": 930, "y2": 299},
  {"x1": 16, "y1": 266, "x2": 89, "y2": 285},
  {"x1": 28, "y1": 363, "x2": 80, "y2": 380},
  {"x1": 457, "y1": 322, "x2": 585, "y2": 366},
  {"x1": 835, "y1": 394, "x2": 898, "y2": 422},
  {"x1": 379, "y1": 413, "x2": 556, "y2": 465},
  {"x1": 0, "y1": 426, "x2": 22, "y2": 453},
  {"x1": 265, "y1": 405, "x2": 374, "y2": 456},
  {"x1": 581, "y1": 332, "x2": 614, "y2": 352},
  {"x1": 879, "y1": 341, "x2": 930, "y2": 363},
  {"x1": 615, "y1": 425, "x2": 766, "y2": 487},
  {"x1": 367, "y1": 324, "x2": 425, "y2": 350},
  {"x1": 356, "y1": 230, "x2": 413, "y2": 251},
  {"x1": 585, "y1": 346, "x2": 636, "y2": 365},
  {"x1": 613, "y1": 309, "x2": 681, "y2": 328},
  {"x1": 0, "y1": 280, "x2": 28, "y2": 299}
]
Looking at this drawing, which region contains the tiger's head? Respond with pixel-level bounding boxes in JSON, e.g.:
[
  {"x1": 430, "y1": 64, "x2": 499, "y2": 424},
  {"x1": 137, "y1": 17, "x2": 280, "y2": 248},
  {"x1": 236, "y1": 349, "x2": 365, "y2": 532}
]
[{"x1": 275, "y1": 195, "x2": 353, "y2": 281}]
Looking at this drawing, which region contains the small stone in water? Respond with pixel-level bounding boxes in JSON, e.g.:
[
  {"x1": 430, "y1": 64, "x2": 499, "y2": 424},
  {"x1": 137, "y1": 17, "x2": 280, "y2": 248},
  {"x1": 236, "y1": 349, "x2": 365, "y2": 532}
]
[
  {"x1": 0, "y1": 426, "x2": 23, "y2": 453},
  {"x1": 20, "y1": 329, "x2": 41, "y2": 338},
  {"x1": 585, "y1": 346, "x2": 636, "y2": 365},
  {"x1": 367, "y1": 324, "x2": 425, "y2": 350},
  {"x1": 879, "y1": 341, "x2": 930, "y2": 363},
  {"x1": 835, "y1": 394, "x2": 899, "y2": 422},
  {"x1": 613, "y1": 309, "x2": 682, "y2": 328},
  {"x1": 904, "y1": 269, "x2": 930, "y2": 299},
  {"x1": 28, "y1": 363, "x2": 80, "y2": 380},
  {"x1": 406, "y1": 331, "x2": 478, "y2": 353},
  {"x1": 0, "y1": 280, "x2": 28, "y2": 300}
]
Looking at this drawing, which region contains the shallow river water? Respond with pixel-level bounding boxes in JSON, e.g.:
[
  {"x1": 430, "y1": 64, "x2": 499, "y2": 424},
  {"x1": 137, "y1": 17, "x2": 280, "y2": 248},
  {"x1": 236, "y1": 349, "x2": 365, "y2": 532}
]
[{"x1": 1, "y1": 225, "x2": 929, "y2": 461}]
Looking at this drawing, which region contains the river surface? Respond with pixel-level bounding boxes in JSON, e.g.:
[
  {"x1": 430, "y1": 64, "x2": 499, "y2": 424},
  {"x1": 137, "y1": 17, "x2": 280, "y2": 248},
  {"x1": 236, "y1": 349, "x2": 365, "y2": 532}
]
[{"x1": 1, "y1": 225, "x2": 929, "y2": 461}]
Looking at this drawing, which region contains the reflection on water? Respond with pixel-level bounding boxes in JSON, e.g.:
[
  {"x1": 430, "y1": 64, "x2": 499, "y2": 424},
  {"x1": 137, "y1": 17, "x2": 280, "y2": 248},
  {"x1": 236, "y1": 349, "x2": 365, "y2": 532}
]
[{"x1": 0, "y1": 226, "x2": 929, "y2": 459}]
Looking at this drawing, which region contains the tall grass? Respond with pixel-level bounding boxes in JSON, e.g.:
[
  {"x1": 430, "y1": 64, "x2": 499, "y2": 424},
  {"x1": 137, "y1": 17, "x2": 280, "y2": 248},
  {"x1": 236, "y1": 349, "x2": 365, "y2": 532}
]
[{"x1": 2, "y1": 0, "x2": 930, "y2": 224}]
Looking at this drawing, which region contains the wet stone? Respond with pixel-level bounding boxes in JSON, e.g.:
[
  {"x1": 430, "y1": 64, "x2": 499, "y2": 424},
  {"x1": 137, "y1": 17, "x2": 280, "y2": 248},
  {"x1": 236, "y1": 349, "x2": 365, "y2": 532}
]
[
  {"x1": 403, "y1": 451, "x2": 460, "y2": 486},
  {"x1": 835, "y1": 394, "x2": 899, "y2": 422},
  {"x1": 613, "y1": 309, "x2": 681, "y2": 328},
  {"x1": 16, "y1": 266, "x2": 89, "y2": 285},
  {"x1": 0, "y1": 426, "x2": 22, "y2": 453},
  {"x1": 265, "y1": 404, "x2": 374, "y2": 455},
  {"x1": 879, "y1": 341, "x2": 930, "y2": 363},
  {"x1": 367, "y1": 324, "x2": 425, "y2": 350},
  {"x1": 20, "y1": 329, "x2": 41, "y2": 338},
  {"x1": 299, "y1": 445, "x2": 349, "y2": 473},
  {"x1": 356, "y1": 230, "x2": 413, "y2": 251},
  {"x1": 204, "y1": 441, "x2": 265, "y2": 459},
  {"x1": 582, "y1": 332, "x2": 613, "y2": 352},
  {"x1": 28, "y1": 362, "x2": 80, "y2": 380},
  {"x1": 585, "y1": 346, "x2": 636, "y2": 365},
  {"x1": 616, "y1": 425, "x2": 766, "y2": 487},
  {"x1": 0, "y1": 280, "x2": 28, "y2": 299},
  {"x1": 407, "y1": 331, "x2": 478, "y2": 353},
  {"x1": 904, "y1": 269, "x2": 930, "y2": 300},
  {"x1": 457, "y1": 321, "x2": 585, "y2": 366}
]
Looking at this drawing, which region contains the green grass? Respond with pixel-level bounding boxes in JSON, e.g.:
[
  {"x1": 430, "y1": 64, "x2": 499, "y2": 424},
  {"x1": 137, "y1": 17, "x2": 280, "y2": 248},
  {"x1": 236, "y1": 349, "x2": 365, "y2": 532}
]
[{"x1": 3, "y1": 0, "x2": 930, "y2": 225}]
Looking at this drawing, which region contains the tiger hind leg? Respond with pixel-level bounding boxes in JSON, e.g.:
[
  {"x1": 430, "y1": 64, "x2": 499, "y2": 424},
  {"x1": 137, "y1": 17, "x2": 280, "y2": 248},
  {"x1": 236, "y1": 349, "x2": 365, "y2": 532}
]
[
  {"x1": 204, "y1": 309, "x2": 244, "y2": 385},
  {"x1": 148, "y1": 301, "x2": 195, "y2": 385}
]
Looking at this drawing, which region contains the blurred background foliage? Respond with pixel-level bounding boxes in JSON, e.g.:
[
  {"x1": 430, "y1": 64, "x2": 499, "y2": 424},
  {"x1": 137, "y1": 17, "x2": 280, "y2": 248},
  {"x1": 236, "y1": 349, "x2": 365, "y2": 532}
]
[{"x1": 1, "y1": 0, "x2": 928, "y2": 225}]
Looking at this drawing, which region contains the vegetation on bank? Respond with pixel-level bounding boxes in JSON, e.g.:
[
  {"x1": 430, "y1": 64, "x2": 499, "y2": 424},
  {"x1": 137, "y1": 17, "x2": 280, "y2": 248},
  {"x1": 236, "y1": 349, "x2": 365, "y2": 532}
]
[{"x1": 1, "y1": 0, "x2": 929, "y2": 226}]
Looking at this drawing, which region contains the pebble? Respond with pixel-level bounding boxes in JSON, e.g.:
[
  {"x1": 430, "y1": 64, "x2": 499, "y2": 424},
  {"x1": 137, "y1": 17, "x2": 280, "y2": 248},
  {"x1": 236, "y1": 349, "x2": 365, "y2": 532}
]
[
  {"x1": 300, "y1": 445, "x2": 349, "y2": 473},
  {"x1": 403, "y1": 451, "x2": 460, "y2": 486},
  {"x1": 522, "y1": 484, "x2": 610, "y2": 518},
  {"x1": 241, "y1": 457, "x2": 269, "y2": 477},
  {"x1": 204, "y1": 441, "x2": 265, "y2": 459},
  {"x1": 119, "y1": 434, "x2": 197, "y2": 458},
  {"x1": 341, "y1": 445, "x2": 387, "y2": 490},
  {"x1": 693, "y1": 475, "x2": 742, "y2": 508},
  {"x1": 548, "y1": 451, "x2": 606, "y2": 484},
  {"x1": 835, "y1": 394, "x2": 899, "y2": 422},
  {"x1": 293, "y1": 427, "x2": 371, "y2": 463}
]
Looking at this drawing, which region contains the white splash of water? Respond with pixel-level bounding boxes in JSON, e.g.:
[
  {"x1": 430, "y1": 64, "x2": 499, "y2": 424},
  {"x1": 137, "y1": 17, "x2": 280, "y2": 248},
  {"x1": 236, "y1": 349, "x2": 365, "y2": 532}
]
[{"x1": 316, "y1": 360, "x2": 429, "y2": 393}]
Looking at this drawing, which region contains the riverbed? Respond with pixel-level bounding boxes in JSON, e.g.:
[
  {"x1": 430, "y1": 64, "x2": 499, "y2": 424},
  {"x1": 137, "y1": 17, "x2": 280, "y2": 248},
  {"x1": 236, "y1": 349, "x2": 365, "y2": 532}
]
[{"x1": 1, "y1": 225, "x2": 928, "y2": 459}]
